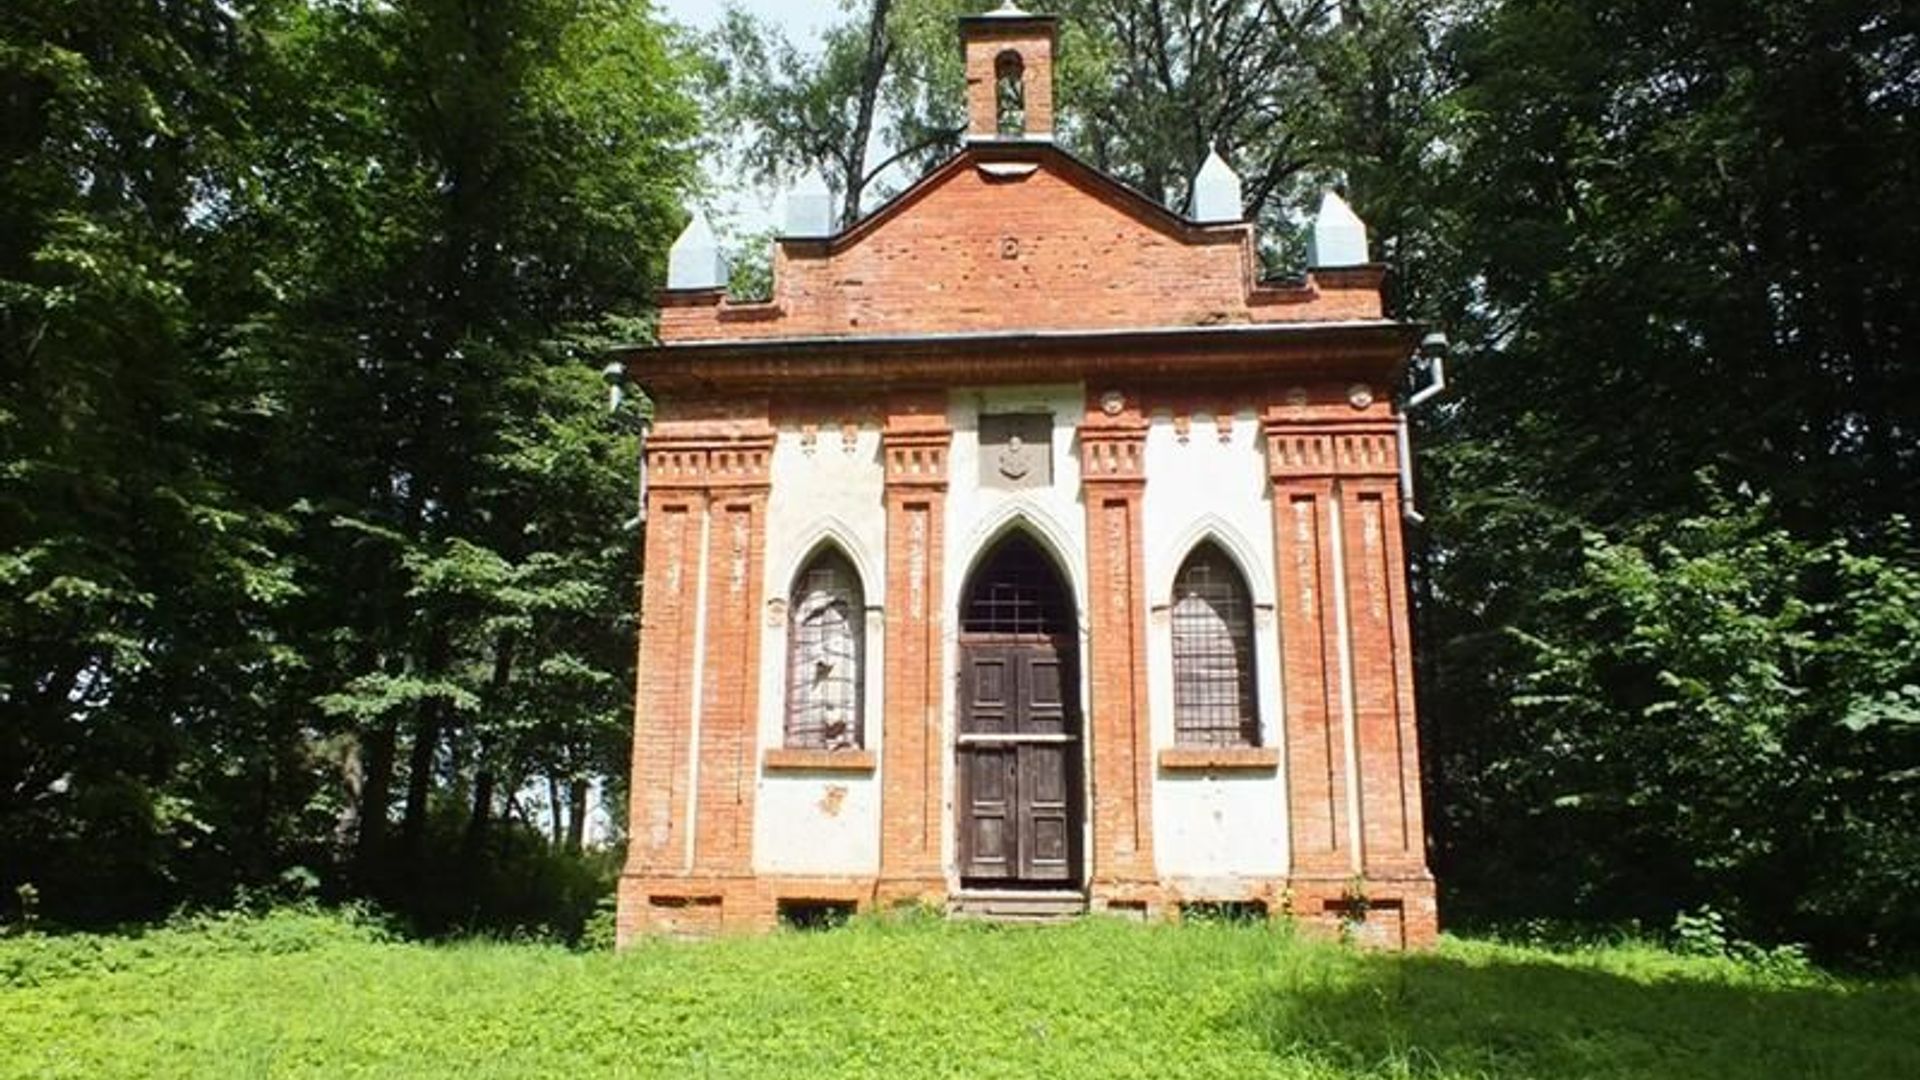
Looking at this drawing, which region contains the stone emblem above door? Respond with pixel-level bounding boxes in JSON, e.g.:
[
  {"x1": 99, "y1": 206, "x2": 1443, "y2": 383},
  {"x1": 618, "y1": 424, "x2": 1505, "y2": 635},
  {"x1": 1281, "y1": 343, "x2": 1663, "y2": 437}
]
[{"x1": 980, "y1": 412, "x2": 1053, "y2": 490}]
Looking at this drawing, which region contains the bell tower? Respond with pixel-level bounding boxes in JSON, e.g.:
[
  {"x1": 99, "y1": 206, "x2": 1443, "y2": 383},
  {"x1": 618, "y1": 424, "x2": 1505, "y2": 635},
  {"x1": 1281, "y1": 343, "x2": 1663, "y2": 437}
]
[{"x1": 960, "y1": 4, "x2": 1057, "y2": 141}]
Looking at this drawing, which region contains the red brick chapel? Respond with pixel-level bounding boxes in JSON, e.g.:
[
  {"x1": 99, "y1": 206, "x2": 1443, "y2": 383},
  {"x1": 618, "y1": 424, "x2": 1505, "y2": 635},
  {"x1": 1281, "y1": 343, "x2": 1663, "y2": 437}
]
[{"x1": 613, "y1": 4, "x2": 1437, "y2": 947}]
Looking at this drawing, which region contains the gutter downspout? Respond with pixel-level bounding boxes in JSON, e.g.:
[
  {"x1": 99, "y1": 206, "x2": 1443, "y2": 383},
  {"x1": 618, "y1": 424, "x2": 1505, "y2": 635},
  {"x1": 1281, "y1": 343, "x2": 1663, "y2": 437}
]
[{"x1": 1397, "y1": 334, "x2": 1449, "y2": 525}]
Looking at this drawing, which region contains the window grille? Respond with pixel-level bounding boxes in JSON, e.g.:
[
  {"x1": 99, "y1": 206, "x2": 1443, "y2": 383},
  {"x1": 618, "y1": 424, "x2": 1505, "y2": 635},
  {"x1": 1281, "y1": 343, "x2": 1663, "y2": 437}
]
[
  {"x1": 786, "y1": 549, "x2": 864, "y2": 749},
  {"x1": 963, "y1": 533, "x2": 1071, "y2": 636},
  {"x1": 1171, "y1": 543, "x2": 1259, "y2": 747}
]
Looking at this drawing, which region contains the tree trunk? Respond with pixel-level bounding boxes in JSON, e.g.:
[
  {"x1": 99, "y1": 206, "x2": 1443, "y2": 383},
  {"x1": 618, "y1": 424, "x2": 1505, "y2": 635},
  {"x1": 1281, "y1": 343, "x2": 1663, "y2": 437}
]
[
  {"x1": 400, "y1": 706, "x2": 441, "y2": 856},
  {"x1": 464, "y1": 766, "x2": 495, "y2": 857},
  {"x1": 461, "y1": 635, "x2": 514, "y2": 856},
  {"x1": 400, "y1": 625, "x2": 453, "y2": 855},
  {"x1": 354, "y1": 720, "x2": 398, "y2": 873},
  {"x1": 547, "y1": 774, "x2": 565, "y2": 846},
  {"x1": 566, "y1": 777, "x2": 590, "y2": 851},
  {"x1": 840, "y1": 0, "x2": 894, "y2": 224}
]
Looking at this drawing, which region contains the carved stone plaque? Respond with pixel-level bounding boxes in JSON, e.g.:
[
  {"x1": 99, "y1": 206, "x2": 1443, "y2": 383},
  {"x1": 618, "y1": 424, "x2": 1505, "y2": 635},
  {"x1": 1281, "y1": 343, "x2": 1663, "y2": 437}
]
[{"x1": 979, "y1": 412, "x2": 1052, "y2": 490}]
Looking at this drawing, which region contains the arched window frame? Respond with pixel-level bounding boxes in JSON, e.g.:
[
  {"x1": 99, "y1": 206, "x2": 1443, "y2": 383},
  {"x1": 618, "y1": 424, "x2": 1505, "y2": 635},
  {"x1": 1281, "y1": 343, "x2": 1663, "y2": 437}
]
[
  {"x1": 961, "y1": 529, "x2": 1073, "y2": 638},
  {"x1": 994, "y1": 49, "x2": 1026, "y2": 137},
  {"x1": 1170, "y1": 541, "x2": 1260, "y2": 748},
  {"x1": 784, "y1": 547, "x2": 865, "y2": 750}
]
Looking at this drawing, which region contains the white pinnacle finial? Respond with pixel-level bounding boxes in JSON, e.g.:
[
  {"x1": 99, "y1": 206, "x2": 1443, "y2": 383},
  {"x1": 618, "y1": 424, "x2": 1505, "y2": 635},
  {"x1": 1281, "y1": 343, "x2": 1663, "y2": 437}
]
[
  {"x1": 666, "y1": 209, "x2": 726, "y2": 290},
  {"x1": 1190, "y1": 144, "x2": 1243, "y2": 223},
  {"x1": 783, "y1": 169, "x2": 836, "y2": 239},
  {"x1": 1308, "y1": 190, "x2": 1370, "y2": 267}
]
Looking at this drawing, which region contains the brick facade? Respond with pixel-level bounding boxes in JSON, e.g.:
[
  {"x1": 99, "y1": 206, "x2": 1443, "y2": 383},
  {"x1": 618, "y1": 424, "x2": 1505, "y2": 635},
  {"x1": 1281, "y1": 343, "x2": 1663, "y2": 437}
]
[{"x1": 616, "y1": 9, "x2": 1436, "y2": 947}]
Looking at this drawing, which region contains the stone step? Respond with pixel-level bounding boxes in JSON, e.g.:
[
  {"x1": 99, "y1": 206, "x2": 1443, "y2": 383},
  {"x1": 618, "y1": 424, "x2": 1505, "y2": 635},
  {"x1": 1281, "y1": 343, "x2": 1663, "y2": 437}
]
[{"x1": 948, "y1": 890, "x2": 1089, "y2": 923}]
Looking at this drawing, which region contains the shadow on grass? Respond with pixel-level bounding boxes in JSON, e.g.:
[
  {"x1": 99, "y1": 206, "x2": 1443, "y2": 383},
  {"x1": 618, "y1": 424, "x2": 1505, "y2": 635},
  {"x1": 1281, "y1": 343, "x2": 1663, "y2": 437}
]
[{"x1": 1223, "y1": 946, "x2": 1920, "y2": 1079}]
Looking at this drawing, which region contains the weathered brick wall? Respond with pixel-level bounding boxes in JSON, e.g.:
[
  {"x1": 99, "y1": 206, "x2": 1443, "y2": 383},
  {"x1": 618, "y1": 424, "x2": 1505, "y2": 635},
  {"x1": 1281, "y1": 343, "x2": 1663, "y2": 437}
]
[
  {"x1": 658, "y1": 154, "x2": 1384, "y2": 344},
  {"x1": 876, "y1": 392, "x2": 952, "y2": 902},
  {"x1": 619, "y1": 381, "x2": 1437, "y2": 948}
]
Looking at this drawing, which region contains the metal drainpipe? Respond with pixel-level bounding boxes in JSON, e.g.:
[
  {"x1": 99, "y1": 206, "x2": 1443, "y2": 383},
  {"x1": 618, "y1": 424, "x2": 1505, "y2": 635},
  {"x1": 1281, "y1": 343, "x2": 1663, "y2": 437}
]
[
  {"x1": 1397, "y1": 334, "x2": 1449, "y2": 525},
  {"x1": 606, "y1": 364, "x2": 651, "y2": 531}
]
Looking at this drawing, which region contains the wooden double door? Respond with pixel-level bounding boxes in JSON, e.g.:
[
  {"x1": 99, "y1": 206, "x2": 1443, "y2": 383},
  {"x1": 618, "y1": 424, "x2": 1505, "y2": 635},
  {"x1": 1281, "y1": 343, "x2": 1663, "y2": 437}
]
[{"x1": 957, "y1": 638, "x2": 1083, "y2": 885}]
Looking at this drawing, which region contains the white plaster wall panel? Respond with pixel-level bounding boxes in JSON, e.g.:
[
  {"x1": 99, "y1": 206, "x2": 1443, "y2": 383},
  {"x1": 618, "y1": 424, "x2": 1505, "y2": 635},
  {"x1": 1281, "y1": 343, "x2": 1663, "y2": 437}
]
[
  {"x1": 753, "y1": 774, "x2": 884, "y2": 875},
  {"x1": 1142, "y1": 410, "x2": 1290, "y2": 879},
  {"x1": 940, "y1": 385, "x2": 1091, "y2": 885},
  {"x1": 1155, "y1": 772, "x2": 1288, "y2": 884},
  {"x1": 752, "y1": 424, "x2": 887, "y2": 876}
]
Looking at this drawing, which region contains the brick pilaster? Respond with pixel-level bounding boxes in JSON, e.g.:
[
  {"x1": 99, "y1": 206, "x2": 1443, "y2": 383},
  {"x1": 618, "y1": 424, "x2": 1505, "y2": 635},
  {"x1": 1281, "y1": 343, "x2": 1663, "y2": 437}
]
[
  {"x1": 1264, "y1": 410, "x2": 1431, "y2": 883},
  {"x1": 1337, "y1": 478, "x2": 1428, "y2": 877},
  {"x1": 878, "y1": 393, "x2": 951, "y2": 895},
  {"x1": 1267, "y1": 467, "x2": 1350, "y2": 878},
  {"x1": 693, "y1": 441, "x2": 773, "y2": 876},
  {"x1": 626, "y1": 444, "x2": 713, "y2": 878},
  {"x1": 1080, "y1": 394, "x2": 1154, "y2": 885}
]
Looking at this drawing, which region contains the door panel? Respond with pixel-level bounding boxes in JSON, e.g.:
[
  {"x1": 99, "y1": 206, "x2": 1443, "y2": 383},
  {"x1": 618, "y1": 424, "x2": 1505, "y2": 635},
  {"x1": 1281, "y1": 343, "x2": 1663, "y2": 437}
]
[
  {"x1": 1018, "y1": 742, "x2": 1073, "y2": 880},
  {"x1": 967, "y1": 651, "x2": 1011, "y2": 735},
  {"x1": 1023, "y1": 653, "x2": 1068, "y2": 737},
  {"x1": 959, "y1": 639, "x2": 1081, "y2": 885},
  {"x1": 961, "y1": 747, "x2": 1014, "y2": 878}
]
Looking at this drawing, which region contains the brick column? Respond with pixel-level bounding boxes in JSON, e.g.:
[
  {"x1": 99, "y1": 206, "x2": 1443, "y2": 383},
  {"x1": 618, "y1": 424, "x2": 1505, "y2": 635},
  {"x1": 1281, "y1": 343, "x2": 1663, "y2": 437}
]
[
  {"x1": 626, "y1": 444, "x2": 713, "y2": 878},
  {"x1": 1337, "y1": 477, "x2": 1428, "y2": 878},
  {"x1": 1264, "y1": 462, "x2": 1349, "y2": 878},
  {"x1": 1264, "y1": 399, "x2": 1435, "y2": 945},
  {"x1": 692, "y1": 441, "x2": 773, "y2": 877},
  {"x1": 877, "y1": 393, "x2": 951, "y2": 900},
  {"x1": 1079, "y1": 394, "x2": 1154, "y2": 888},
  {"x1": 619, "y1": 426, "x2": 774, "y2": 942}
]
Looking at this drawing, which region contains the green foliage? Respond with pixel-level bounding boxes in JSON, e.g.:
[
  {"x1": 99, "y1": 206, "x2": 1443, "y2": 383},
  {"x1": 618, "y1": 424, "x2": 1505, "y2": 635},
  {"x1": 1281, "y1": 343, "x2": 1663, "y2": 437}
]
[
  {"x1": 1669, "y1": 906, "x2": 1817, "y2": 980},
  {"x1": 369, "y1": 808, "x2": 620, "y2": 943},
  {"x1": 2, "y1": 0, "x2": 696, "y2": 929},
  {"x1": 2, "y1": 914, "x2": 1916, "y2": 1078},
  {"x1": 1430, "y1": 485, "x2": 1920, "y2": 956},
  {"x1": 0, "y1": 906, "x2": 392, "y2": 991},
  {"x1": 1396, "y1": 0, "x2": 1920, "y2": 962}
]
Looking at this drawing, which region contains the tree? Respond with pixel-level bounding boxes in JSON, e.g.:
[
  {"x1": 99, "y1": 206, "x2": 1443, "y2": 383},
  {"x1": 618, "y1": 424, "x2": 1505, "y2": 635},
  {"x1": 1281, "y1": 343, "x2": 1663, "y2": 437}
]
[
  {"x1": 237, "y1": 0, "x2": 695, "y2": 900},
  {"x1": 2, "y1": 0, "x2": 699, "y2": 932},
  {"x1": 1, "y1": 0, "x2": 301, "y2": 920},
  {"x1": 707, "y1": 0, "x2": 1041, "y2": 226},
  {"x1": 1412, "y1": 0, "x2": 1920, "y2": 958}
]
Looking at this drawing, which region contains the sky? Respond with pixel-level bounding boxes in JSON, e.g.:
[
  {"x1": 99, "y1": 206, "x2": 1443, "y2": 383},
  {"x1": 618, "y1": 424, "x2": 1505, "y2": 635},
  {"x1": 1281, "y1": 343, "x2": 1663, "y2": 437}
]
[
  {"x1": 659, "y1": 0, "x2": 830, "y2": 45},
  {"x1": 657, "y1": 1, "x2": 833, "y2": 237}
]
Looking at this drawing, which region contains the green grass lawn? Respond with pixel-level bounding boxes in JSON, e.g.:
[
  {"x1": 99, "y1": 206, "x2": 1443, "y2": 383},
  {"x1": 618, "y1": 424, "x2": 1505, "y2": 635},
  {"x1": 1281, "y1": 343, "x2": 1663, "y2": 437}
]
[{"x1": 2, "y1": 911, "x2": 1916, "y2": 1079}]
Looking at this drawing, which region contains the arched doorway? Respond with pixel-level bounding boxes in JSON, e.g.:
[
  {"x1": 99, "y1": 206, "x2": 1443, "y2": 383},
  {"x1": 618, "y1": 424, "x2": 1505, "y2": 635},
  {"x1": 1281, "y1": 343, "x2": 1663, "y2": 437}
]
[{"x1": 956, "y1": 532, "x2": 1082, "y2": 886}]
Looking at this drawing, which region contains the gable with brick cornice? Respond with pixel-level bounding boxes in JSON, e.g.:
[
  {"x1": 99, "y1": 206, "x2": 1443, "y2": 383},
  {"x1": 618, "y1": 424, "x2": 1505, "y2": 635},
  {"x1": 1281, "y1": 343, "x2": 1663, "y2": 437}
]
[{"x1": 658, "y1": 144, "x2": 1384, "y2": 345}]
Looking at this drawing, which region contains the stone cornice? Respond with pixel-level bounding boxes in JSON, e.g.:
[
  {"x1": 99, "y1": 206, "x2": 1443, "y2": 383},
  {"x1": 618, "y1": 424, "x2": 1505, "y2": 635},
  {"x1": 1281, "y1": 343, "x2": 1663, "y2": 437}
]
[{"x1": 620, "y1": 321, "x2": 1420, "y2": 394}]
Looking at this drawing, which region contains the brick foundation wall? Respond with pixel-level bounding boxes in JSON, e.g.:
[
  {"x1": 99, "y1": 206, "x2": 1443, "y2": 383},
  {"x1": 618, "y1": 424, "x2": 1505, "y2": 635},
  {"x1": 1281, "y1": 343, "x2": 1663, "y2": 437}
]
[{"x1": 617, "y1": 872, "x2": 1434, "y2": 947}]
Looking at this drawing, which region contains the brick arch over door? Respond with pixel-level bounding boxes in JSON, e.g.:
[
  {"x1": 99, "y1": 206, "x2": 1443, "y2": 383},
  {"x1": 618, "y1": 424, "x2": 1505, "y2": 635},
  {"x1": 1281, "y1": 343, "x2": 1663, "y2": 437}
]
[{"x1": 955, "y1": 503, "x2": 1087, "y2": 630}]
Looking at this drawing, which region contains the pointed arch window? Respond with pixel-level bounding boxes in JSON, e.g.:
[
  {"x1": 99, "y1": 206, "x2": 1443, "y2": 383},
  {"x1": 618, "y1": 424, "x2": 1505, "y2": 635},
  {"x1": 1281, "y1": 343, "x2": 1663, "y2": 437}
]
[
  {"x1": 995, "y1": 50, "x2": 1026, "y2": 136},
  {"x1": 1171, "y1": 543, "x2": 1259, "y2": 747},
  {"x1": 785, "y1": 548, "x2": 865, "y2": 750}
]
